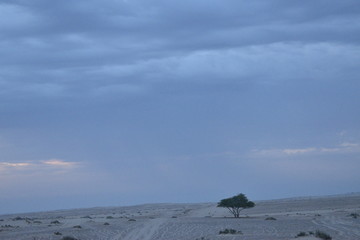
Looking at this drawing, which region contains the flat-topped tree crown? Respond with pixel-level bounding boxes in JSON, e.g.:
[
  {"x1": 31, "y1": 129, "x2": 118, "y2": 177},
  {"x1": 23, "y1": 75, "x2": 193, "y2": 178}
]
[{"x1": 217, "y1": 193, "x2": 255, "y2": 218}]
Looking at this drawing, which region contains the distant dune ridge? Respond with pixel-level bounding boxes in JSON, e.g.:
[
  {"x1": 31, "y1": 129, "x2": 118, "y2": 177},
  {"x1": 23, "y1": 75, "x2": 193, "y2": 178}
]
[{"x1": 0, "y1": 193, "x2": 359, "y2": 240}]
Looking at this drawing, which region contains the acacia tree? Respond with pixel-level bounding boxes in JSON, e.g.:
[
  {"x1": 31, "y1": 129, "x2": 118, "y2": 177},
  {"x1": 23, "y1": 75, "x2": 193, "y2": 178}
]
[{"x1": 217, "y1": 193, "x2": 255, "y2": 218}]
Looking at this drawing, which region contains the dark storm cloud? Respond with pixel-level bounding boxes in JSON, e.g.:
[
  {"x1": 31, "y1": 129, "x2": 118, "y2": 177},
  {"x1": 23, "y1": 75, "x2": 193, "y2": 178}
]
[
  {"x1": 1, "y1": 0, "x2": 360, "y2": 100},
  {"x1": 1, "y1": 0, "x2": 359, "y2": 133}
]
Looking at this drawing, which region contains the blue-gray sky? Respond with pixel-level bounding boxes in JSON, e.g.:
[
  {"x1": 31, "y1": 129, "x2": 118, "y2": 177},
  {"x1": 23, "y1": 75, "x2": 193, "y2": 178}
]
[{"x1": 1, "y1": 0, "x2": 360, "y2": 214}]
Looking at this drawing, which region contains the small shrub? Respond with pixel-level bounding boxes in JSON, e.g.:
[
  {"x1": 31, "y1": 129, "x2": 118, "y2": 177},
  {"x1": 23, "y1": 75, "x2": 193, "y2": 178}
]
[
  {"x1": 54, "y1": 232, "x2": 62, "y2": 235},
  {"x1": 2, "y1": 224, "x2": 14, "y2": 228},
  {"x1": 219, "y1": 228, "x2": 241, "y2": 234},
  {"x1": 128, "y1": 219, "x2": 136, "y2": 221},
  {"x1": 296, "y1": 232, "x2": 307, "y2": 237},
  {"x1": 349, "y1": 213, "x2": 359, "y2": 219},
  {"x1": 265, "y1": 217, "x2": 276, "y2": 220},
  {"x1": 13, "y1": 216, "x2": 24, "y2": 221},
  {"x1": 61, "y1": 237, "x2": 78, "y2": 240},
  {"x1": 33, "y1": 221, "x2": 42, "y2": 224},
  {"x1": 106, "y1": 216, "x2": 114, "y2": 219},
  {"x1": 73, "y1": 225, "x2": 82, "y2": 229},
  {"x1": 51, "y1": 220, "x2": 61, "y2": 224},
  {"x1": 82, "y1": 215, "x2": 92, "y2": 219},
  {"x1": 104, "y1": 222, "x2": 110, "y2": 225},
  {"x1": 315, "y1": 230, "x2": 332, "y2": 240}
]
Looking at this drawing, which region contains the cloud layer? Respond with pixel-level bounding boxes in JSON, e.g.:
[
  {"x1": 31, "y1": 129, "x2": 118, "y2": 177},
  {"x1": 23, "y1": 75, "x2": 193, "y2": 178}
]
[{"x1": 1, "y1": 0, "x2": 360, "y2": 99}]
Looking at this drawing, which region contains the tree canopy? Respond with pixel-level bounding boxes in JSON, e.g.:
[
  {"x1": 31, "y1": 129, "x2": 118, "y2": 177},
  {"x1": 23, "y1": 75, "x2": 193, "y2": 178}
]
[{"x1": 217, "y1": 193, "x2": 255, "y2": 218}]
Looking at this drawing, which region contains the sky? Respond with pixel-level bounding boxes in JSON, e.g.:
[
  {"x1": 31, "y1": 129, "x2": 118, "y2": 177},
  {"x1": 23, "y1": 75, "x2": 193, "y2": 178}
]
[{"x1": 1, "y1": 0, "x2": 360, "y2": 214}]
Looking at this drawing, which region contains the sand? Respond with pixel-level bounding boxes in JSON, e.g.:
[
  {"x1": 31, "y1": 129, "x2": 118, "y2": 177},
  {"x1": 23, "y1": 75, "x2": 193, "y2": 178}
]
[{"x1": 0, "y1": 194, "x2": 359, "y2": 240}]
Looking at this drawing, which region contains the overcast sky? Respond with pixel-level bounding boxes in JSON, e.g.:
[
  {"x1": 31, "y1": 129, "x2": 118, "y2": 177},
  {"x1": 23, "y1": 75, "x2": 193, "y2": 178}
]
[{"x1": 1, "y1": 0, "x2": 360, "y2": 214}]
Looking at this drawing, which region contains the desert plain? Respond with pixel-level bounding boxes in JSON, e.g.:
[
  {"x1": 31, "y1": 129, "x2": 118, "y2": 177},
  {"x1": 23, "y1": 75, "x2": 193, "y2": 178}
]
[{"x1": 0, "y1": 194, "x2": 359, "y2": 240}]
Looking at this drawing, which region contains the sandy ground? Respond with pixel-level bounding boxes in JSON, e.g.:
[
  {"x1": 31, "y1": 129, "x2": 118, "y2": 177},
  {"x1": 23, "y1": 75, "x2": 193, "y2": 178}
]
[{"x1": 0, "y1": 194, "x2": 359, "y2": 240}]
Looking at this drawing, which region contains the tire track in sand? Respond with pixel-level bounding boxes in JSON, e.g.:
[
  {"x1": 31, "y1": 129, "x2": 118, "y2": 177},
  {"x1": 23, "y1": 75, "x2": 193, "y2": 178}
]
[
  {"x1": 312, "y1": 215, "x2": 360, "y2": 239},
  {"x1": 112, "y1": 218, "x2": 166, "y2": 240}
]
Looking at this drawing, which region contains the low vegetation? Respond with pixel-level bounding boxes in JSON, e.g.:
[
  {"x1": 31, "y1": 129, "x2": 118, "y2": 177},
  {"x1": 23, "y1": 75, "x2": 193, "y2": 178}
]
[
  {"x1": 219, "y1": 228, "x2": 242, "y2": 235},
  {"x1": 61, "y1": 237, "x2": 78, "y2": 240},
  {"x1": 315, "y1": 230, "x2": 332, "y2": 240},
  {"x1": 296, "y1": 230, "x2": 331, "y2": 240},
  {"x1": 1, "y1": 224, "x2": 17, "y2": 228},
  {"x1": 296, "y1": 231, "x2": 309, "y2": 237}
]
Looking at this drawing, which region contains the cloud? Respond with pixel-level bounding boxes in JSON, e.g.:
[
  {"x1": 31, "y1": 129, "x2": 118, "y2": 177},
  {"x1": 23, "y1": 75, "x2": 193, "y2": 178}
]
[
  {"x1": 0, "y1": 159, "x2": 79, "y2": 174},
  {"x1": 0, "y1": 1, "x2": 359, "y2": 100},
  {"x1": 42, "y1": 159, "x2": 79, "y2": 167},
  {"x1": 0, "y1": 3, "x2": 40, "y2": 30},
  {"x1": 251, "y1": 142, "x2": 360, "y2": 158},
  {"x1": 0, "y1": 162, "x2": 32, "y2": 168},
  {"x1": 282, "y1": 148, "x2": 316, "y2": 155},
  {"x1": 242, "y1": 141, "x2": 360, "y2": 183},
  {"x1": 340, "y1": 142, "x2": 360, "y2": 148},
  {"x1": 247, "y1": 156, "x2": 360, "y2": 182}
]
